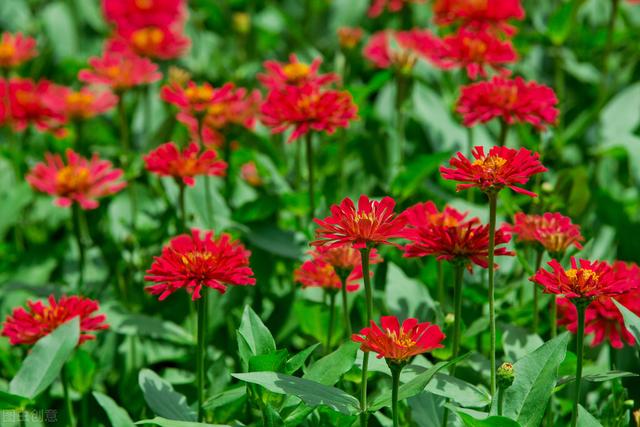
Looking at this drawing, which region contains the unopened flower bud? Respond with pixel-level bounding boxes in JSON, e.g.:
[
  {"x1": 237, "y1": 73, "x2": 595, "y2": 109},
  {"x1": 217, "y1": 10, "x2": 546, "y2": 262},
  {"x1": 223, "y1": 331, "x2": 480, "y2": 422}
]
[
  {"x1": 444, "y1": 313, "x2": 455, "y2": 325},
  {"x1": 497, "y1": 362, "x2": 515, "y2": 389},
  {"x1": 233, "y1": 13, "x2": 251, "y2": 34}
]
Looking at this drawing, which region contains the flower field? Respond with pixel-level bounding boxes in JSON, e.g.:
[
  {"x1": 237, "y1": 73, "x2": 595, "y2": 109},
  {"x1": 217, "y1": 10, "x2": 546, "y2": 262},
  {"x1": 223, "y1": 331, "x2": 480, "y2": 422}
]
[{"x1": 1, "y1": 0, "x2": 640, "y2": 426}]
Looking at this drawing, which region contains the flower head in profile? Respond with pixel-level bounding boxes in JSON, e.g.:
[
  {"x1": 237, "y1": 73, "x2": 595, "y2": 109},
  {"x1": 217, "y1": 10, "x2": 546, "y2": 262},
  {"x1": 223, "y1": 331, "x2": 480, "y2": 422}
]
[
  {"x1": 43, "y1": 86, "x2": 118, "y2": 121},
  {"x1": 456, "y1": 76, "x2": 559, "y2": 130},
  {"x1": 145, "y1": 229, "x2": 255, "y2": 301},
  {"x1": 337, "y1": 27, "x2": 364, "y2": 50},
  {"x1": 161, "y1": 81, "x2": 226, "y2": 114},
  {"x1": 363, "y1": 29, "x2": 445, "y2": 72},
  {"x1": 508, "y1": 212, "x2": 584, "y2": 255},
  {"x1": 5, "y1": 78, "x2": 65, "y2": 135},
  {"x1": 368, "y1": 0, "x2": 426, "y2": 17},
  {"x1": 440, "y1": 146, "x2": 547, "y2": 197},
  {"x1": 0, "y1": 32, "x2": 37, "y2": 69},
  {"x1": 433, "y1": 0, "x2": 525, "y2": 35},
  {"x1": 295, "y1": 246, "x2": 382, "y2": 292},
  {"x1": 78, "y1": 40, "x2": 162, "y2": 91},
  {"x1": 352, "y1": 316, "x2": 445, "y2": 363},
  {"x1": 438, "y1": 28, "x2": 517, "y2": 80},
  {"x1": 312, "y1": 195, "x2": 407, "y2": 249},
  {"x1": 144, "y1": 142, "x2": 226, "y2": 186},
  {"x1": 261, "y1": 84, "x2": 357, "y2": 142},
  {"x1": 531, "y1": 257, "x2": 632, "y2": 301},
  {"x1": 27, "y1": 149, "x2": 126, "y2": 209},
  {"x1": 2, "y1": 295, "x2": 108, "y2": 346},
  {"x1": 258, "y1": 54, "x2": 338, "y2": 90},
  {"x1": 403, "y1": 202, "x2": 513, "y2": 269}
]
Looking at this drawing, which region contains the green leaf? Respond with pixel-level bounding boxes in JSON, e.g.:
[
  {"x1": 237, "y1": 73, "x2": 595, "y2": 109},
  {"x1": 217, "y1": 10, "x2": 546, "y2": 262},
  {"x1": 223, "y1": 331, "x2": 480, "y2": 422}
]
[
  {"x1": 0, "y1": 390, "x2": 31, "y2": 410},
  {"x1": 238, "y1": 305, "x2": 276, "y2": 365},
  {"x1": 135, "y1": 417, "x2": 229, "y2": 426},
  {"x1": 501, "y1": 324, "x2": 544, "y2": 362},
  {"x1": 285, "y1": 343, "x2": 320, "y2": 374},
  {"x1": 107, "y1": 309, "x2": 194, "y2": 346},
  {"x1": 369, "y1": 353, "x2": 470, "y2": 411},
  {"x1": 138, "y1": 369, "x2": 196, "y2": 422},
  {"x1": 613, "y1": 299, "x2": 640, "y2": 346},
  {"x1": 424, "y1": 373, "x2": 491, "y2": 408},
  {"x1": 577, "y1": 404, "x2": 603, "y2": 427},
  {"x1": 502, "y1": 333, "x2": 570, "y2": 427},
  {"x1": 558, "y1": 369, "x2": 637, "y2": 386},
  {"x1": 546, "y1": 1, "x2": 574, "y2": 45},
  {"x1": 93, "y1": 391, "x2": 136, "y2": 427},
  {"x1": 66, "y1": 349, "x2": 96, "y2": 394},
  {"x1": 232, "y1": 372, "x2": 360, "y2": 415},
  {"x1": 249, "y1": 350, "x2": 288, "y2": 373},
  {"x1": 246, "y1": 225, "x2": 303, "y2": 259},
  {"x1": 202, "y1": 386, "x2": 246, "y2": 410},
  {"x1": 385, "y1": 263, "x2": 437, "y2": 321},
  {"x1": 41, "y1": 2, "x2": 78, "y2": 59},
  {"x1": 452, "y1": 408, "x2": 522, "y2": 427},
  {"x1": 304, "y1": 342, "x2": 359, "y2": 385},
  {"x1": 9, "y1": 317, "x2": 80, "y2": 399}
]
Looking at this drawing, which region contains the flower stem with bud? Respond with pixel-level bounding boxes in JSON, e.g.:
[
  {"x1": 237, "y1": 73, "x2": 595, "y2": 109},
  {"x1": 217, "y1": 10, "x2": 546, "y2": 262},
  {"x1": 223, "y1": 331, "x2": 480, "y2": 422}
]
[
  {"x1": 196, "y1": 291, "x2": 208, "y2": 422},
  {"x1": 337, "y1": 269, "x2": 352, "y2": 337},
  {"x1": 570, "y1": 300, "x2": 588, "y2": 427},
  {"x1": 487, "y1": 191, "x2": 498, "y2": 396},
  {"x1": 359, "y1": 245, "x2": 373, "y2": 427},
  {"x1": 305, "y1": 132, "x2": 315, "y2": 221}
]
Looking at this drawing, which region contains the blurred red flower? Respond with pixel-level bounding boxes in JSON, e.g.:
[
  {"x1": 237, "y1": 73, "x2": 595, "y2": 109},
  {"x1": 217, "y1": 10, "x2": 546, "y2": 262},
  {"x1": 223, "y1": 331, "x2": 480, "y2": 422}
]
[
  {"x1": 3, "y1": 78, "x2": 65, "y2": 135},
  {"x1": 337, "y1": 27, "x2": 364, "y2": 50},
  {"x1": 0, "y1": 32, "x2": 37, "y2": 69},
  {"x1": 144, "y1": 142, "x2": 226, "y2": 186},
  {"x1": 437, "y1": 28, "x2": 517, "y2": 80},
  {"x1": 312, "y1": 195, "x2": 407, "y2": 249},
  {"x1": 261, "y1": 83, "x2": 357, "y2": 142},
  {"x1": 352, "y1": 316, "x2": 445, "y2": 362},
  {"x1": 103, "y1": 0, "x2": 184, "y2": 28},
  {"x1": 43, "y1": 86, "x2": 118, "y2": 121},
  {"x1": 433, "y1": 0, "x2": 525, "y2": 35},
  {"x1": 368, "y1": 0, "x2": 426, "y2": 17},
  {"x1": 240, "y1": 161, "x2": 263, "y2": 187},
  {"x1": 440, "y1": 146, "x2": 547, "y2": 197},
  {"x1": 78, "y1": 40, "x2": 162, "y2": 91},
  {"x1": 161, "y1": 81, "x2": 228, "y2": 114},
  {"x1": 27, "y1": 149, "x2": 126, "y2": 209},
  {"x1": 531, "y1": 257, "x2": 632, "y2": 300},
  {"x1": 258, "y1": 54, "x2": 338, "y2": 90},
  {"x1": 363, "y1": 29, "x2": 445, "y2": 71},
  {"x1": 403, "y1": 202, "x2": 514, "y2": 269},
  {"x1": 508, "y1": 212, "x2": 584, "y2": 255},
  {"x1": 456, "y1": 76, "x2": 559, "y2": 130},
  {"x1": 145, "y1": 229, "x2": 255, "y2": 301},
  {"x1": 116, "y1": 25, "x2": 190, "y2": 60},
  {"x1": 2, "y1": 295, "x2": 108, "y2": 346}
]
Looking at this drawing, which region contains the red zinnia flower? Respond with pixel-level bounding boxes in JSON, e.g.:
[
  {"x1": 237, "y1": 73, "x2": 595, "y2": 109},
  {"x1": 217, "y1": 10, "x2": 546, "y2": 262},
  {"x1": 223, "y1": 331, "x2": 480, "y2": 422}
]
[
  {"x1": 456, "y1": 76, "x2": 559, "y2": 130},
  {"x1": 368, "y1": 0, "x2": 426, "y2": 17},
  {"x1": 103, "y1": 0, "x2": 184, "y2": 29},
  {"x1": 144, "y1": 229, "x2": 255, "y2": 301},
  {"x1": 363, "y1": 29, "x2": 445, "y2": 71},
  {"x1": 437, "y1": 28, "x2": 517, "y2": 80},
  {"x1": 440, "y1": 145, "x2": 547, "y2": 197},
  {"x1": 43, "y1": 86, "x2": 118, "y2": 121},
  {"x1": 0, "y1": 32, "x2": 37, "y2": 69},
  {"x1": 531, "y1": 257, "x2": 632, "y2": 300},
  {"x1": 2, "y1": 295, "x2": 108, "y2": 346},
  {"x1": 508, "y1": 212, "x2": 584, "y2": 255},
  {"x1": 78, "y1": 40, "x2": 162, "y2": 91},
  {"x1": 337, "y1": 27, "x2": 364, "y2": 50},
  {"x1": 116, "y1": 25, "x2": 190, "y2": 60},
  {"x1": 261, "y1": 84, "x2": 357, "y2": 142},
  {"x1": 433, "y1": 0, "x2": 525, "y2": 36},
  {"x1": 312, "y1": 195, "x2": 407, "y2": 249},
  {"x1": 403, "y1": 202, "x2": 514, "y2": 269},
  {"x1": 352, "y1": 316, "x2": 445, "y2": 363},
  {"x1": 5, "y1": 78, "x2": 65, "y2": 135},
  {"x1": 258, "y1": 54, "x2": 338, "y2": 90},
  {"x1": 161, "y1": 81, "x2": 229, "y2": 114},
  {"x1": 26, "y1": 149, "x2": 126, "y2": 209},
  {"x1": 143, "y1": 142, "x2": 226, "y2": 186}
]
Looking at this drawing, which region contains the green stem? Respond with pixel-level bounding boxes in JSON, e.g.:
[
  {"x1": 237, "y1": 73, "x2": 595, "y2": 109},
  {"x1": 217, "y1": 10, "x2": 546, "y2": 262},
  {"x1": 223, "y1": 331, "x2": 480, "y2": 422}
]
[
  {"x1": 178, "y1": 182, "x2": 187, "y2": 232},
  {"x1": 533, "y1": 249, "x2": 544, "y2": 334},
  {"x1": 392, "y1": 73, "x2": 407, "y2": 178},
  {"x1": 204, "y1": 177, "x2": 214, "y2": 227},
  {"x1": 223, "y1": 139, "x2": 232, "y2": 205},
  {"x1": 487, "y1": 192, "x2": 498, "y2": 396},
  {"x1": 117, "y1": 94, "x2": 131, "y2": 155},
  {"x1": 196, "y1": 291, "x2": 208, "y2": 422},
  {"x1": 570, "y1": 302, "x2": 587, "y2": 427},
  {"x1": 360, "y1": 246, "x2": 373, "y2": 427},
  {"x1": 61, "y1": 365, "x2": 75, "y2": 427},
  {"x1": 326, "y1": 291, "x2": 336, "y2": 353},
  {"x1": 305, "y1": 132, "x2": 315, "y2": 221},
  {"x1": 74, "y1": 120, "x2": 85, "y2": 156},
  {"x1": 497, "y1": 388, "x2": 505, "y2": 416},
  {"x1": 437, "y1": 260, "x2": 445, "y2": 310},
  {"x1": 498, "y1": 120, "x2": 508, "y2": 147},
  {"x1": 71, "y1": 204, "x2": 85, "y2": 295},
  {"x1": 451, "y1": 263, "x2": 465, "y2": 366},
  {"x1": 550, "y1": 296, "x2": 557, "y2": 338},
  {"x1": 338, "y1": 270, "x2": 352, "y2": 336},
  {"x1": 599, "y1": 0, "x2": 620, "y2": 101},
  {"x1": 390, "y1": 363, "x2": 403, "y2": 427}
]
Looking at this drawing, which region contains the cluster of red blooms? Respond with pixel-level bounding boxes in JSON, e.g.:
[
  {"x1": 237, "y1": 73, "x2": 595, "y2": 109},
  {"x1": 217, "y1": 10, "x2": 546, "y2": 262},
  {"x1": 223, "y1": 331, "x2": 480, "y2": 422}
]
[
  {"x1": 102, "y1": 0, "x2": 190, "y2": 60},
  {"x1": 259, "y1": 54, "x2": 358, "y2": 142}
]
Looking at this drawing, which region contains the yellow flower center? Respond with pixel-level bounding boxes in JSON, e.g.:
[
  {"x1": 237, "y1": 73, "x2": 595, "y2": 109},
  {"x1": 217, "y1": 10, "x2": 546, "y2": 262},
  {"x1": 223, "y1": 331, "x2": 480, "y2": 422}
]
[
  {"x1": 354, "y1": 211, "x2": 376, "y2": 224},
  {"x1": 282, "y1": 62, "x2": 311, "y2": 83},
  {"x1": 387, "y1": 329, "x2": 416, "y2": 348},
  {"x1": 56, "y1": 166, "x2": 91, "y2": 194},
  {"x1": 565, "y1": 268, "x2": 599, "y2": 283},
  {"x1": 468, "y1": 0, "x2": 489, "y2": 11},
  {"x1": 207, "y1": 102, "x2": 226, "y2": 116},
  {"x1": 180, "y1": 251, "x2": 213, "y2": 267},
  {"x1": 131, "y1": 27, "x2": 164, "y2": 53},
  {"x1": 184, "y1": 85, "x2": 214, "y2": 104},
  {"x1": 473, "y1": 155, "x2": 507, "y2": 172},
  {"x1": 134, "y1": 0, "x2": 154, "y2": 10},
  {"x1": 66, "y1": 91, "x2": 95, "y2": 118},
  {"x1": 495, "y1": 85, "x2": 519, "y2": 108},
  {"x1": 0, "y1": 41, "x2": 16, "y2": 63},
  {"x1": 463, "y1": 38, "x2": 488, "y2": 60},
  {"x1": 429, "y1": 213, "x2": 459, "y2": 227}
]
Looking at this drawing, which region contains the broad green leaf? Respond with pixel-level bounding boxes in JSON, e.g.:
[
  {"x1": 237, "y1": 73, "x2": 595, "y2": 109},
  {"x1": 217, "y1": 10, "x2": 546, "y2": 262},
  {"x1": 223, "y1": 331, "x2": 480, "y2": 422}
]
[
  {"x1": 577, "y1": 404, "x2": 603, "y2": 427},
  {"x1": 501, "y1": 324, "x2": 544, "y2": 362},
  {"x1": 9, "y1": 317, "x2": 80, "y2": 399},
  {"x1": 456, "y1": 411, "x2": 521, "y2": 427},
  {"x1": 232, "y1": 372, "x2": 360, "y2": 415},
  {"x1": 238, "y1": 305, "x2": 276, "y2": 365},
  {"x1": 613, "y1": 299, "x2": 640, "y2": 346},
  {"x1": 93, "y1": 392, "x2": 136, "y2": 427},
  {"x1": 424, "y1": 373, "x2": 491, "y2": 408},
  {"x1": 202, "y1": 386, "x2": 246, "y2": 410},
  {"x1": 558, "y1": 369, "x2": 637, "y2": 386},
  {"x1": 67, "y1": 349, "x2": 96, "y2": 394},
  {"x1": 41, "y1": 2, "x2": 78, "y2": 59},
  {"x1": 502, "y1": 333, "x2": 570, "y2": 427},
  {"x1": 0, "y1": 390, "x2": 31, "y2": 410},
  {"x1": 107, "y1": 309, "x2": 194, "y2": 346},
  {"x1": 246, "y1": 225, "x2": 304, "y2": 259},
  {"x1": 249, "y1": 350, "x2": 288, "y2": 373},
  {"x1": 135, "y1": 417, "x2": 229, "y2": 426},
  {"x1": 546, "y1": 1, "x2": 574, "y2": 45},
  {"x1": 385, "y1": 263, "x2": 437, "y2": 321},
  {"x1": 305, "y1": 342, "x2": 359, "y2": 385},
  {"x1": 138, "y1": 369, "x2": 196, "y2": 422},
  {"x1": 285, "y1": 343, "x2": 320, "y2": 374}
]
